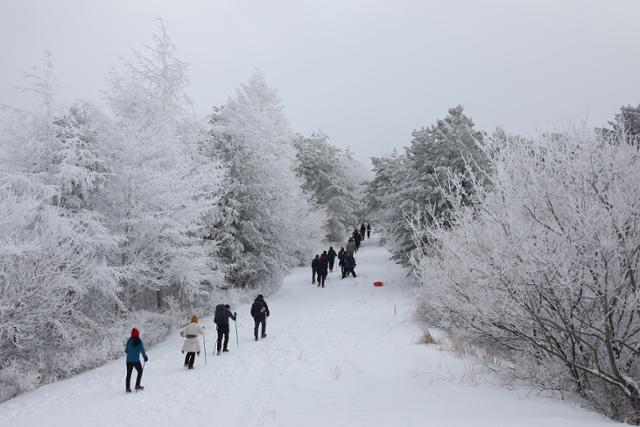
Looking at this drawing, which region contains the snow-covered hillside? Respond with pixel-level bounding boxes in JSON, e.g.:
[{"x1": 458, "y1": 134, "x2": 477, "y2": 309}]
[{"x1": 0, "y1": 237, "x2": 616, "y2": 427}]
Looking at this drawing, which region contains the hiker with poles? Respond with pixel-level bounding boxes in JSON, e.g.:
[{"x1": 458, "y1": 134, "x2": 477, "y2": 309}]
[
  {"x1": 251, "y1": 295, "x2": 270, "y2": 341},
  {"x1": 214, "y1": 304, "x2": 237, "y2": 355},
  {"x1": 124, "y1": 327, "x2": 148, "y2": 393},
  {"x1": 180, "y1": 315, "x2": 204, "y2": 369}
]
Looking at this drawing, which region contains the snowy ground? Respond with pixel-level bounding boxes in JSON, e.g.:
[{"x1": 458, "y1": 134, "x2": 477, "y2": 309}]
[{"x1": 0, "y1": 237, "x2": 618, "y2": 427}]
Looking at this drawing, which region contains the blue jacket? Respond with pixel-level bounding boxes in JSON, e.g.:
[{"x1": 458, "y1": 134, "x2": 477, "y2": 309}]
[{"x1": 125, "y1": 337, "x2": 147, "y2": 363}]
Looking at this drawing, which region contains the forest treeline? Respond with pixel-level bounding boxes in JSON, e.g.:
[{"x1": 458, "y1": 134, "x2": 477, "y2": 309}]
[
  {"x1": 0, "y1": 27, "x2": 365, "y2": 400},
  {"x1": 365, "y1": 103, "x2": 640, "y2": 423}
]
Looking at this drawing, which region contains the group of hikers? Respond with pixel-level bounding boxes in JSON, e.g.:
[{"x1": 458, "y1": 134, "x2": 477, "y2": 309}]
[
  {"x1": 124, "y1": 224, "x2": 372, "y2": 392},
  {"x1": 311, "y1": 223, "x2": 371, "y2": 287},
  {"x1": 123, "y1": 294, "x2": 270, "y2": 392}
]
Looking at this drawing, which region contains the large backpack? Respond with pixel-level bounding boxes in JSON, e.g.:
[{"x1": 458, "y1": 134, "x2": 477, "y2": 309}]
[{"x1": 214, "y1": 304, "x2": 226, "y2": 323}]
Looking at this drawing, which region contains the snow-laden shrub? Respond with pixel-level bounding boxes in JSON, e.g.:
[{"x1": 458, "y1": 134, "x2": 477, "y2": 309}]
[{"x1": 412, "y1": 128, "x2": 640, "y2": 423}]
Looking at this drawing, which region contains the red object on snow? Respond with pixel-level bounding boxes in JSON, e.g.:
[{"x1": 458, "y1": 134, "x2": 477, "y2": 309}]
[{"x1": 373, "y1": 281, "x2": 384, "y2": 287}]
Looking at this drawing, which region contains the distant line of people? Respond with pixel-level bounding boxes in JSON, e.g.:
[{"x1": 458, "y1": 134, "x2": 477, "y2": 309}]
[
  {"x1": 123, "y1": 294, "x2": 271, "y2": 392},
  {"x1": 311, "y1": 223, "x2": 372, "y2": 286}
]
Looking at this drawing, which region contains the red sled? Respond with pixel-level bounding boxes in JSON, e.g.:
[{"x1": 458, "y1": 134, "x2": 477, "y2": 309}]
[{"x1": 373, "y1": 281, "x2": 384, "y2": 287}]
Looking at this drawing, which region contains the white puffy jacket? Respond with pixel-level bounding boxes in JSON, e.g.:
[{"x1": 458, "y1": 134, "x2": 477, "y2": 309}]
[{"x1": 180, "y1": 322, "x2": 203, "y2": 353}]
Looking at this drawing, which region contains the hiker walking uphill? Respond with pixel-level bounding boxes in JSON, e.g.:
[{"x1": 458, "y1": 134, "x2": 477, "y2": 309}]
[
  {"x1": 360, "y1": 224, "x2": 366, "y2": 240},
  {"x1": 367, "y1": 223, "x2": 371, "y2": 239},
  {"x1": 124, "y1": 328, "x2": 148, "y2": 393},
  {"x1": 214, "y1": 304, "x2": 237, "y2": 355},
  {"x1": 251, "y1": 295, "x2": 270, "y2": 341},
  {"x1": 346, "y1": 238, "x2": 356, "y2": 257},
  {"x1": 317, "y1": 251, "x2": 329, "y2": 287},
  {"x1": 327, "y1": 246, "x2": 337, "y2": 272},
  {"x1": 337, "y1": 247, "x2": 346, "y2": 275},
  {"x1": 342, "y1": 254, "x2": 357, "y2": 278},
  {"x1": 311, "y1": 254, "x2": 319, "y2": 284},
  {"x1": 353, "y1": 229, "x2": 362, "y2": 251},
  {"x1": 180, "y1": 315, "x2": 204, "y2": 369}
]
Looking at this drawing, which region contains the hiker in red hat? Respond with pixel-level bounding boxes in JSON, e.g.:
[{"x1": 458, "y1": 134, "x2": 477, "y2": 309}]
[{"x1": 124, "y1": 327, "x2": 148, "y2": 393}]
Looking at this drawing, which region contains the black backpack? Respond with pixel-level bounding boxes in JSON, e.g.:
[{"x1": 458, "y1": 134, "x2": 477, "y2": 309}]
[{"x1": 214, "y1": 304, "x2": 226, "y2": 323}]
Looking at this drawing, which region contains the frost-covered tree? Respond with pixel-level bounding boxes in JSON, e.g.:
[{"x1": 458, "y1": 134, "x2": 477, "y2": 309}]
[
  {"x1": 104, "y1": 22, "x2": 222, "y2": 307},
  {"x1": 0, "y1": 58, "x2": 121, "y2": 401},
  {"x1": 412, "y1": 127, "x2": 640, "y2": 423},
  {"x1": 206, "y1": 73, "x2": 318, "y2": 289},
  {"x1": 365, "y1": 106, "x2": 488, "y2": 266},
  {"x1": 293, "y1": 132, "x2": 360, "y2": 241},
  {"x1": 598, "y1": 104, "x2": 640, "y2": 146}
]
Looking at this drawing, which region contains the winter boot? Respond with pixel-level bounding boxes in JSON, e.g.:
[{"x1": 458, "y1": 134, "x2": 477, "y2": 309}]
[
  {"x1": 126, "y1": 388, "x2": 132, "y2": 393},
  {"x1": 135, "y1": 386, "x2": 144, "y2": 391}
]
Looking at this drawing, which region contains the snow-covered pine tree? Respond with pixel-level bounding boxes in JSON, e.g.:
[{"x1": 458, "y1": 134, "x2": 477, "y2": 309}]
[
  {"x1": 206, "y1": 73, "x2": 318, "y2": 289},
  {"x1": 293, "y1": 131, "x2": 360, "y2": 242},
  {"x1": 365, "y1": 106, "x2": 488, "y2": 266},
  {"x1": 104, "y1": 22, "x2": 222, "y2": 310}
]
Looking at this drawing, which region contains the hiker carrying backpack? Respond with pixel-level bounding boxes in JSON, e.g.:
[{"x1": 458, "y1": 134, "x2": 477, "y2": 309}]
[
  {"x1": 214, "y1": 304, "x2": 237, "y2": 355},
  {"x1": 250, "y1": 295, "x2": 270, "y2": 341}
]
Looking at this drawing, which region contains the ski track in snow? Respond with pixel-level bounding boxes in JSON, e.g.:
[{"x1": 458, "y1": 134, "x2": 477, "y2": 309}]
[{"x1": 0, "y1": 236, "x2": 619, "y2": 427}]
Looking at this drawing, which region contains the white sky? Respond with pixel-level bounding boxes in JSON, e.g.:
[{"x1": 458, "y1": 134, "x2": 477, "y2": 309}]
[{"x1": 1, "y1": 0, "x2": 639, "y2": 163}]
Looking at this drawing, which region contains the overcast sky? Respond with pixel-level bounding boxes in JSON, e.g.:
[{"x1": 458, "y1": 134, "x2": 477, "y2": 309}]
[{"x1": 1, "y1": 0, "x2": 639, "y2": 164}]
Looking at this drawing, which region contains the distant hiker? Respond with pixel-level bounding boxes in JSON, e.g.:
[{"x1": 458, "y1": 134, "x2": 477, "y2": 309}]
[
  {"x1": 311, "y1": 254, "x2": 319, "y2": 284},
  {"x1": 251, "y1": 295, "x2": 270, "y2": 341},
  {"x1": 327, "y1": 246, "x2": 337, "y2": 272},
  {"x1": 360, "y1": 223, "x2": 366, "y2": 240},
  {"x1": 367, "y1": 223, "x2": 371, "y2": 239},
  {"x1": 180, "y1": 315, "x2": 204, "y2": 369},
  {"x1": 214, "y1": 304, "x2": 237, "y2": 355},
  {"x1": 346, "y1": 238, "x2": 356, "y2": 257},
  {"x1": 317, "y1": 251, "x2": 329, "y2": 287},
  {"x1": 124, "y1": 327, "x2": 148, "y2": 393},
  {"x1": 337, "y1": 247, "x2": 346, "y2": 275},
  {"x1": 354, "y1": 230, "x2": 362, "y2": 251},
  {"x1": 342, "y1": 255, "x2": 357, "y2": 278}
]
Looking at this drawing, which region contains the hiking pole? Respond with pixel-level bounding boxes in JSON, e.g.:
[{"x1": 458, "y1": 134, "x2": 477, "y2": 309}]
[
  {"x1": 202, "y1": 327, "x2": 208, "y2": 365},
  {"x1": 235, "y1": 318, "x2": 239, "y2": 348}
]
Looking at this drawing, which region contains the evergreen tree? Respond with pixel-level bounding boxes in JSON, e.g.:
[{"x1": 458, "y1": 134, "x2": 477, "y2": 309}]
[
  {"x1": 365, "y1": 106, "x2": 488, "y2": 266},
  {"x1": 293, "y1": 132, "x2": 360, "y2": 241},
  {"x1": 207, "y1": 73, "x2": 316, "y2": 288},
  {"x1": 104, "y1": 22, "x2": 222, "y2": 306}
]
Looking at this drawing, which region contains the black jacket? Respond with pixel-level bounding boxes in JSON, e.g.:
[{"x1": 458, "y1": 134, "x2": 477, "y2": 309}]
[
  {"x1": 311, "y1": 258, "x2": 319, "y2": 270},
  {"x1": 317, "y1": 255, "x2": 329, "y2": 274},
  {"x1": 251, "y1": 298, "x2": 270, "y2": 319},
  {"x1": 327, "y1": 248, "x2": 337, "y2": 261},
  {"x1": 215, "y1": 308, "x2": 236, "y2": 327}
]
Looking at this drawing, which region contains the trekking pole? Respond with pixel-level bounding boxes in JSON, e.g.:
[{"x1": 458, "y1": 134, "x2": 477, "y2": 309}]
[
  {"x1": 202, "y1": 328, "x2": 208, "y2": 365},
  {"x1": 235, "y1": 319, "x2": 239, "y2": 348}
]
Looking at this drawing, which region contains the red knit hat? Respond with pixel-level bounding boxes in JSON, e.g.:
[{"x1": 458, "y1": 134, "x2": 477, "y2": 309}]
[{"x1": 131, "y1": 328, "x2": 140, "y2": 337}]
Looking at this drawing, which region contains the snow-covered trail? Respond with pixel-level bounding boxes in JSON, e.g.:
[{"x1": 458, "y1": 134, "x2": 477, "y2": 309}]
[{"x1": 0, "y1": 237, "x2": 617, "y2": 427}]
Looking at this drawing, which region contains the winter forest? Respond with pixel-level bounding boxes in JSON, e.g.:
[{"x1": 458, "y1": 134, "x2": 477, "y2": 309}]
[{"x1": 1, "y1": 5, "x2": 640, "y2": 426}]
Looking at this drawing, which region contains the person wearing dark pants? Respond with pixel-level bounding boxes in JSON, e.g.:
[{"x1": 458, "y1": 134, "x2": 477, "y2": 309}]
[
  {"x1": 327, "y1": 247, "x2": 337, "y2": 272},
  {"x1": 337, "y1": 247, "x2": 346, "y2": 276},
  {"x1": 180, "y1": 315, "x2": 204, "y2": 369},
  {"x1": 317, "y1": 251, "x2": 328, "y2": 288},
  {"x1": 342, "y1": 255, "x2": 357, "y2": 278},
  {"x1": 360, "y1": 224, "x2": 366, "y2": 240},
  {"x1": 214, "y1": 304, "x2": 237, "y2": 354},
  {"x1": 311, "y1": 255, "x2": 319, "y2": 284},
  {"x1": 124, "y1": 328, "x2": 148, "y2": 393},
  {"x1": 367, "y1": 223, "x2": 371, "y2": 239},
  {"x1": 251, "y1": 295, "x2": 270, "y2": 341}
]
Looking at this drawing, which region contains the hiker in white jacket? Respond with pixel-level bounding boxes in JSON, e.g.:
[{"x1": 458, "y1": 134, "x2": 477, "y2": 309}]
[{"x1": 181, "y1": 315, "x2": 204, "y2": 369}]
